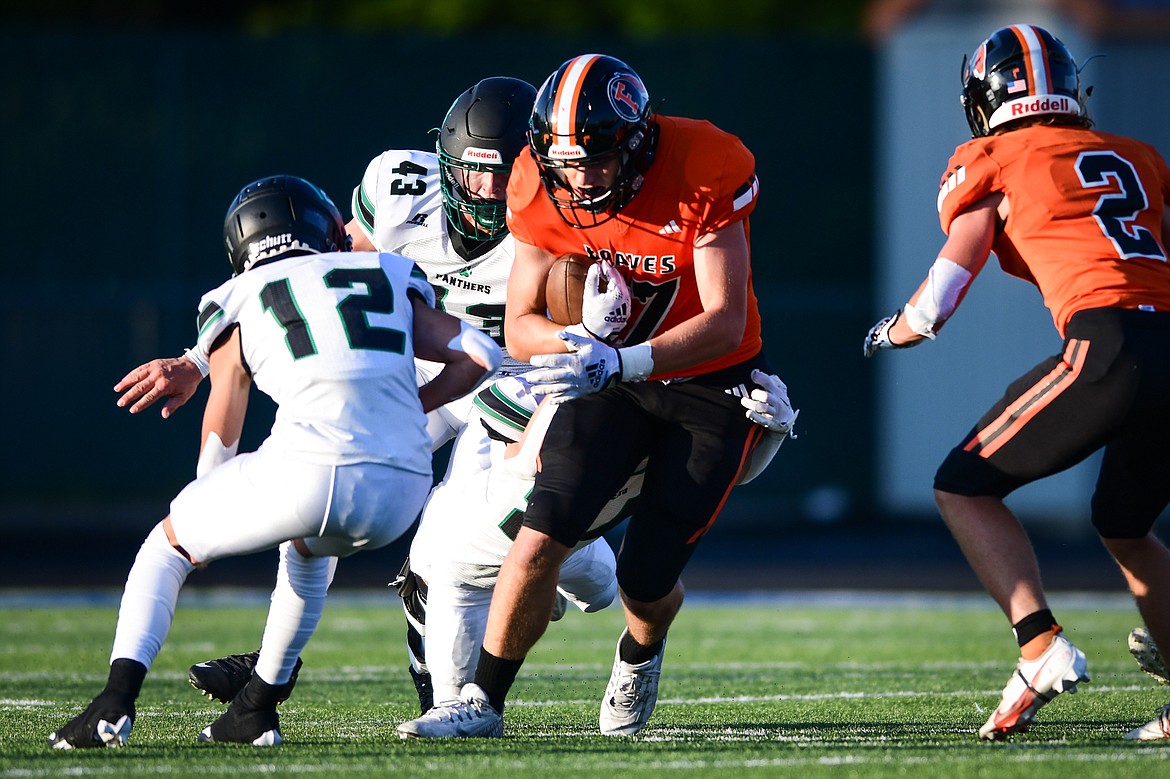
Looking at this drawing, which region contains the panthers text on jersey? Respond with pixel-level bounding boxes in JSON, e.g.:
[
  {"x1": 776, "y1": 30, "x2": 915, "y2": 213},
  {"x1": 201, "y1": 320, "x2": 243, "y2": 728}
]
[
  {"x1": 505, "y1": 116, "x2": 763, "y2": 381},
  {"x1": 194, "y1": 250, "x2": 435, "y2": 473},
  {"x1": 350, "y1": 148, "x2": 524, "y2": 373},
  {"x1": 937, "y1": 125, "x2": 1170, "y2": 335}
]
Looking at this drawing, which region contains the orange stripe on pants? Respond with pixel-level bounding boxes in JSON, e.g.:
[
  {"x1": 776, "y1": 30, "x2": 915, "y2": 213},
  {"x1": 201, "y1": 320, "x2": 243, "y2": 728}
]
[
  {"x1": 962, "y1": 339, "x2": 1089, "y2": 459},
  {"x1": 685, "y1": 425, "x2": 766, "y2": 544}
]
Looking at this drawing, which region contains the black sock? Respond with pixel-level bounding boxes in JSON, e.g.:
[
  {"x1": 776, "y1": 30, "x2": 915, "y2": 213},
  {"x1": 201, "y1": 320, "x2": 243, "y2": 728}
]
[
  {"x1": 238, "y1": 674, "x2": 282, "y2": 709},
  {"x1": 1012, "y1": 609, "x2": 1059, "y2": 648},
  {"x1": 104, "y1": 658, "x2": 147, "y2": 700},
  {"x1": 619, "y1": 631, "x2": 665, "y2": 665},
  {"x1": 473, "y1": 649, "x2": 523, "y2": 713}
]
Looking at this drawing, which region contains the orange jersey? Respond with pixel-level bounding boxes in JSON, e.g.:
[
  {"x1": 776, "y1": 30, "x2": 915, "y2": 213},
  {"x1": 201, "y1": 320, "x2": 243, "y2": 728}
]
[
  {"x1": 937, "y1": 125, "x2": 1170, "y2": 335},
  {"x1": 506, "y1": 115, "x2": 762, "y2": 380}
]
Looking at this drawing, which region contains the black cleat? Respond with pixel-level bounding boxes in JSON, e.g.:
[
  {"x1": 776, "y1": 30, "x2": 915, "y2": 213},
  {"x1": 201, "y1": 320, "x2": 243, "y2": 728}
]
[
  {"x1": 48, "y1": 692, "x2": 135, "y2": 749},
  {"x1": 189, "y1": 650, "x2": 302, "y2": 704},
  {"x1": 198, "y1": 676, "x2": 283, "y2": 746}
]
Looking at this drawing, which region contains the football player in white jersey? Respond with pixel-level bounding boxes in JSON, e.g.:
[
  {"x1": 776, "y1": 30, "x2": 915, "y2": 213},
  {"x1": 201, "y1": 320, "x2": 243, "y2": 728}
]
[
  {"x1": 47, "y1": 175, "x2": 500, "y2": 749},
  {"x1": 348, "y1": 76, "x2": 539, "y2": 442}
]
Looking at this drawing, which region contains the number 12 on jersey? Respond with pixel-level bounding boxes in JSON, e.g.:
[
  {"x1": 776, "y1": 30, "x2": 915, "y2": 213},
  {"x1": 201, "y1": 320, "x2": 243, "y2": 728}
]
[{"x1": 260, "y1": 267, "x2": 407, "y2": 360}]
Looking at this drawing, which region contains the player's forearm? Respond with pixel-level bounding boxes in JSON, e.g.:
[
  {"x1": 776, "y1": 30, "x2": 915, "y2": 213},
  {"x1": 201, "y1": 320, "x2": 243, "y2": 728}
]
[
  {"x1": 418, "y1": 359, "x2": 490, "y2": 413},
  {"x1": 640, "y1": 308, "x2": 746, "y2": 375},
  {"x1": 504, "y1": 311, "x2": 572, "y2": 363}
]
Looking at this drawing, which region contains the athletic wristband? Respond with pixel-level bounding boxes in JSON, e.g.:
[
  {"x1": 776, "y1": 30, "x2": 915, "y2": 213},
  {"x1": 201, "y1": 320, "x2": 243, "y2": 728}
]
[
  {"x1": 183, "y1": 347, "x2": 210, "y2": 378},
  {"x1": 617, "y1": 343, "x2": 654, "y2": 382}
]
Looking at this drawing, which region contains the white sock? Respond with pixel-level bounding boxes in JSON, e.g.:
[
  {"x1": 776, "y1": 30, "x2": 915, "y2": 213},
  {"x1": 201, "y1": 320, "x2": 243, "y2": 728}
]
[
  {"x1": 254, "y1": 540, "x2": 330, "y2": 685},
  {"x1": 109, "y1": 522, "x2": 194, "y2": 668}
]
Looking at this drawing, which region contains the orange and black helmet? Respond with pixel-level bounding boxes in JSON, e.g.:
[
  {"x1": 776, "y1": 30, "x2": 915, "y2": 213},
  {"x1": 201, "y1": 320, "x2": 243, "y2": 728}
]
[
  {"x1": 961, "y1": 24, "x2": 1087, "y2": 138},
  {"x1": 529, "y1": 54, "x2": 656, "y2": 227}
]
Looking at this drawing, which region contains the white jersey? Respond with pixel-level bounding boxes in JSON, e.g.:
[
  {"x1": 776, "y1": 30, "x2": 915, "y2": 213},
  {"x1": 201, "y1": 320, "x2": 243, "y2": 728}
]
[
  {"x1": 194, "y1": 250, "x2": 435, "y2": 473},
  {"x1": 350, "y1": 148, "x2": 527, "y2": 376}
]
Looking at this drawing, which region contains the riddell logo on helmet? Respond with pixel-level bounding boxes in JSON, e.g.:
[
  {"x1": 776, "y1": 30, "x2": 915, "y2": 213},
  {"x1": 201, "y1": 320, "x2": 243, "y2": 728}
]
[
  {"x1": 461, "y1": 147, "x2": 504, "y2": 163},
  {"x1": 549, "y1": 144, "x2": 587, "y2": 160},
  {"x1": 1010, "y1": 96, "x2": 1071, "y2": 117}
]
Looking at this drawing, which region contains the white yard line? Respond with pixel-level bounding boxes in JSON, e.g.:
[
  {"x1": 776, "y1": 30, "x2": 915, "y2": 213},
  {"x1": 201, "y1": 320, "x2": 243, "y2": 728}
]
[{"x1": 0, "y1": 588, "x2": 1139, "y2": 610}]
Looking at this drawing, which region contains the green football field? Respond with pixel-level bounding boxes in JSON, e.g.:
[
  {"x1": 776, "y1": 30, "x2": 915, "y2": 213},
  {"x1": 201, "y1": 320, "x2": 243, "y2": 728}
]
[{"x1": 3, "y1": 589, "x2": 1169, "y2": 777}]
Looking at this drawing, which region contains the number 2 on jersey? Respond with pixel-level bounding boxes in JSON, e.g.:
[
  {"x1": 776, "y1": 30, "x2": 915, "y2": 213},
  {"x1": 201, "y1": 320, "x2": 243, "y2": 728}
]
[
  {"x1": 260, "y1": 267, "x2": 407, "y2": 359},
  {"x1": 1076, "y1": 151, "x2": 1167, "y2": 262}
]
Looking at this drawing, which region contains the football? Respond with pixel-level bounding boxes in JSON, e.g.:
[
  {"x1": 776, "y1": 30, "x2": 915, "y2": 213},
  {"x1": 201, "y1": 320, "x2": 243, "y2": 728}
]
[{"x1": 545, "y1": 254, "x2": 594, "y2": 326}]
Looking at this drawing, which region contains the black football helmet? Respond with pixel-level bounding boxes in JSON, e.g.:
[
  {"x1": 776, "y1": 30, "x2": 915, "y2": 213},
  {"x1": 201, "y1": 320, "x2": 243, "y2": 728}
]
[
  {"x1": 529, "y1": 54, "x2": 656, "y2": 228},
  {"x1": 961, "y1": 24, "x2": 1086, "y2": 138},
  {"x1": 223, "y1": 175, "x2": 349, "y2": 275},
  {"x1": 437, "y1": 76, "x2": 537, "y2": 241}
]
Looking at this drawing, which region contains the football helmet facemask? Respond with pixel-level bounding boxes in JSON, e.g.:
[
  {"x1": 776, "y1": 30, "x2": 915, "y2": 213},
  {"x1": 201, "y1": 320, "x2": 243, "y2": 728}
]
[
  {"x1": 961, "y1": 24, "x2": 1086, "y2": 138},
  {"x1": 529, "y1": 54, "x2": 656, "y2": 228},
  {"x1": 223, "y1": 175, "x2": 349, "y2": 275},
  {"x1": 437, "y1": 76, "x2": 537, "y2": 242}
]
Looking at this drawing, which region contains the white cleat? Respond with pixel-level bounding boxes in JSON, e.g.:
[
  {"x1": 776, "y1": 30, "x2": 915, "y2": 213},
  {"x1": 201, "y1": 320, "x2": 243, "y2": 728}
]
[
  {"x1": 1129, "y1": 627, "x2": 1170, "y2": 686},
  {"x1": 1125, "y1": 703, "x2": 1170, "y2": 741},
  {"x1": 978, "y1": 633, "x2": 1090, "y2": 741},
  {"x1": 396, "y1": 683, "x2": 503, "y2": 739},
  {"x1": 599, "y1": 629, "x2": 665, "y2": 736}
]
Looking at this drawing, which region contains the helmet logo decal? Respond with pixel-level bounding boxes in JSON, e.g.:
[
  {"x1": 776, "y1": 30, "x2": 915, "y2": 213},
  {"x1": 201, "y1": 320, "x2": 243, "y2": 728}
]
[
  {"x1": 548, "y1": 144, "x2": 588, "y2": 160},
  {"x1": 609, "y1": 76, "x2": 646, "y2": 121},
  {"x1": 1006, "y1": 71, "x2": 1027, "y2": 95},
  {"x1": 249, "y1": 232, "x2": 293, "y2": 260},
  {"x1": 461, "y1": 146, "x2": 504, "y2": 163},
  {"x1": 971, "y1": 43, "x2": 987, "y2": 80}
]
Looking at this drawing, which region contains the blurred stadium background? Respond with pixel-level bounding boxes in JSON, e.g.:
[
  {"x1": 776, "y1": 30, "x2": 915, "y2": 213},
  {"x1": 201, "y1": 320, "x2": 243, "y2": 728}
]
[{"x1": 3, "y1": 0, "x2": 1168, "y2": 589}]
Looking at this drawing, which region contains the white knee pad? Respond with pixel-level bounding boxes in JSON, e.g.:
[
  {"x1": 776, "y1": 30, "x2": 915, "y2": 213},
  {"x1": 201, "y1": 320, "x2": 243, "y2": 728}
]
[{"x1": 556, "y1": 539, "x2": 618, "y2": 614}]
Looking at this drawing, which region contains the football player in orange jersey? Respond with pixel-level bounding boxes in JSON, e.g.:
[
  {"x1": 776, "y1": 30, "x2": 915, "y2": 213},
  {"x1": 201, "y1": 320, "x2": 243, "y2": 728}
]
[
  {"x1": 396, "y1": 53, "x2": 797, "y2": 739},
  {"x1": 865, "y1": 24, "x2": 1170, "y2": 741}
]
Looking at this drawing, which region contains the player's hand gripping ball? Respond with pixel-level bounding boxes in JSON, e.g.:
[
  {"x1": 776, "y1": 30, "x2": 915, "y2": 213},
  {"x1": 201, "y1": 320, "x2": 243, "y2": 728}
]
[{"x1": 545, "y1": 254, "x2": 594, "y2": 326}]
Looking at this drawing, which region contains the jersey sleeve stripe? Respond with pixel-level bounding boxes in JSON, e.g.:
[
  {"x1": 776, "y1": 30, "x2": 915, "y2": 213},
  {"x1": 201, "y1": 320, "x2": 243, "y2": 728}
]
[
  {"x1": 733, "y1": 174, "x2": 760, "y2": 212},
  {"x1": 197, "y1": 302, "x2": 224, "y2": 336},
  {"x1": 353, "y1": 183, "x2": 376, "y2": 234},
  {"x1": 472, "y1": 383, "x2": 534, "y2": 441}
]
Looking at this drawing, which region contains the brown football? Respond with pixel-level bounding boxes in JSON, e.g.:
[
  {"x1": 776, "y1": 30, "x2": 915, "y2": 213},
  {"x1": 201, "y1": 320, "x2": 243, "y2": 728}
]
[{"x1": 545, "y1": 254, "x2": 594, "y2": 325}]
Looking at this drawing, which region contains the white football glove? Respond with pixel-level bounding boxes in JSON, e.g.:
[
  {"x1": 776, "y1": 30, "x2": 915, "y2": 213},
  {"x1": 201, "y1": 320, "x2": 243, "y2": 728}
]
[
  {"x1": 527, "y1": 330, "x2": 621, "y2": 404},
  {"x1": 580, "y1": 260, "x2": 630, "y2": 341},
  {"x1": 740, "y1": 369, "x2": 798, "y2": 438},
  {"x1": 863, "y1": 309, "x2": 921, "y2": 357}
]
